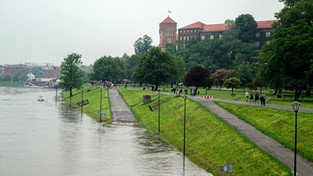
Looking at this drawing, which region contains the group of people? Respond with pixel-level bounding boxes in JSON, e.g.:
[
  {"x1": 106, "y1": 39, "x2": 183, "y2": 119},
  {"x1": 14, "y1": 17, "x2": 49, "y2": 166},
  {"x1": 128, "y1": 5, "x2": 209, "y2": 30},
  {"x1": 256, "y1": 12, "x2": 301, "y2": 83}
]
[{"x1": 245, "y1": 91, "x2": 267, "y2": 106}]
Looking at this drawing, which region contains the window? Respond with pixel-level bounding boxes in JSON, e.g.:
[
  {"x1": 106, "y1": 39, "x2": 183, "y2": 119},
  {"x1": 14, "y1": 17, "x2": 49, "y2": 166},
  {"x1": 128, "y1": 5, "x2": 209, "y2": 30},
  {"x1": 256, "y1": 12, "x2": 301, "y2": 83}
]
[
  {"x1": 201, "y1": 35, "x2": 205, "y2": 40},
  {"x1": 255, "y1": 42, "x2": 260, "y2": 46},
  {"x1": 256, "y1": 32, "x2": 260, "y2": 37},
  {"x1": 210, "y1": 35, "x2": 214, "y2": 40},
  {"x1": 187, "y1": 36, "x2": 189, "y2": 41},
  {"x1": 219, "y1": 34, "x2": 223, "y2": 39},
  {"x1": 167, "y1": 38, "x2": 171, "y2": 43},
  {"x1": 170, "y1": 32, "x2": 173, "y2": 36},
  {"x1": 266, "y1": 32, "x2": 271, "y2": 37},
  {"x1": 183, "y1": 36, "x2": 186, "y2": 40},
  {"x1": 180, "y1": 36, "x2": 182, "y2": 41}
]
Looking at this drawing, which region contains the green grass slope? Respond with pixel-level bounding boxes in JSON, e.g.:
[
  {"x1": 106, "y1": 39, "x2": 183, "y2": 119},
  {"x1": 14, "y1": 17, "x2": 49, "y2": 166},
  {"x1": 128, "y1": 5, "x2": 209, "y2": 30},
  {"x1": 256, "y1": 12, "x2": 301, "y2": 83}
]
[{"x1": 119, "y1": 88, "x2": 291, "y2": 176}]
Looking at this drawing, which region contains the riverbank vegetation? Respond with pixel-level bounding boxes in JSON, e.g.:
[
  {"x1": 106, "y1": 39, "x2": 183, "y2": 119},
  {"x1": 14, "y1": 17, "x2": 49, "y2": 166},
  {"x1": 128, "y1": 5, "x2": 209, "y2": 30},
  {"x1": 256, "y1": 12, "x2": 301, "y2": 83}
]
[
  {"x1": 118, "y1": 88, "x2": 291, "y2": 176},
  {"x1": 62, "y1": 84, "x2": 112, "y2": 123},
  {"x1": 0, "y1": 81, "x2": 25, "y2": 87},
  {"x1": 216, "y1": 102, "x2": 313, "y2": 162}
]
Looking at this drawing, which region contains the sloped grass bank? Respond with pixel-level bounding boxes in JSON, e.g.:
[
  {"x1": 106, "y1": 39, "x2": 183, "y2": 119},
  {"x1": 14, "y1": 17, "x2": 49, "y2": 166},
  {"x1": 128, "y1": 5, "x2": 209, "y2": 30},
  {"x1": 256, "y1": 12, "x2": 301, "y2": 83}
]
[
  {"x1": 216, "y1": 102, "x2": 313, "y2": 162},
  {"x1": 119, "y1": 88, "x2": 291, "y2": 176},
  {"x1": 62, "y1": 85, "x2": 112, "y2": 123}
]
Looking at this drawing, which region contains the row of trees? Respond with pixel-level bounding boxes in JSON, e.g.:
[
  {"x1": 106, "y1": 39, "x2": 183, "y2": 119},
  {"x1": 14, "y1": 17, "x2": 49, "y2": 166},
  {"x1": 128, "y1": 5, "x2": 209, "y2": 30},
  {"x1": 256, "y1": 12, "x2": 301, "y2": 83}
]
[{"x1": 59, "y1": 0, "x2": 312, "y2": 100}]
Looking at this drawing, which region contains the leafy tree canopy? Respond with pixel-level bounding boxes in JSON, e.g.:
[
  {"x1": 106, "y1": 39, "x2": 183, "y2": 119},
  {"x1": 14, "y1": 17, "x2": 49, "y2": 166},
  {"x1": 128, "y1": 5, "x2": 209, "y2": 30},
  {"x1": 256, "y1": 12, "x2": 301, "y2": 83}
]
[
  {"x1": 59, "y1": 53, "x2": 83, "y2": 96},
  {"x1": 261, "y1": 0, "x2": 313, "y2": 99},
  {"x1": 93, "y1": 56, "x2": 125, "y2": 82},
  {"x1": 235, "y1": 14, "x2": 257, "y2": 43},
  {"x1": 134, "y1": 47, "x2": 177, "y2": 90},
  {"x1": 133, "y1": 34, "x2": 153, "y2": 55},
  {"x1": 184, "y1": 65, "x2": 212, "y2": 92}
]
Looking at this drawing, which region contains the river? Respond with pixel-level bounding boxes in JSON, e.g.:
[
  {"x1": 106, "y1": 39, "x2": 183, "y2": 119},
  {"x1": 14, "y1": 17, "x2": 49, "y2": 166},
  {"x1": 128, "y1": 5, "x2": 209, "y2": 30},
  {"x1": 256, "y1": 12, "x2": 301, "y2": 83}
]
[{"x1": 0, "y1": 87, "x2": 211, "y2": 176}]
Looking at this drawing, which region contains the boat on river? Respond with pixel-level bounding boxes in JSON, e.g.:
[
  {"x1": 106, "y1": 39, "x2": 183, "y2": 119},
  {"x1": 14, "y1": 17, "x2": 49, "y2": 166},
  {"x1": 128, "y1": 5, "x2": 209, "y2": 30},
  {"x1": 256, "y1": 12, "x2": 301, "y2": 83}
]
[{"x1": 38, "y1": 96, "x2": 44, "y2": 101}]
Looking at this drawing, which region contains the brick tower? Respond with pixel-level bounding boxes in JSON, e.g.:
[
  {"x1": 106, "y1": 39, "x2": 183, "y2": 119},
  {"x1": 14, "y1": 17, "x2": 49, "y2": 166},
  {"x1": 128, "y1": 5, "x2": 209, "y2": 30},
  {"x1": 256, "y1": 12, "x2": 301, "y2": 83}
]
[{"x1": 159, "y1": 16, "x2": 177, "y2": 50}]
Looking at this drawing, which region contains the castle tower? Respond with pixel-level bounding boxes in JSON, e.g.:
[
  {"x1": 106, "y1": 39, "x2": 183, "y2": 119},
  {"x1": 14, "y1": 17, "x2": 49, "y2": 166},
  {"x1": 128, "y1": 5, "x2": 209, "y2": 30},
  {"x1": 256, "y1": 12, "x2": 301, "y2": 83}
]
[{"x1": 159, "y1": 16, "x2": 177, "y2": 50}]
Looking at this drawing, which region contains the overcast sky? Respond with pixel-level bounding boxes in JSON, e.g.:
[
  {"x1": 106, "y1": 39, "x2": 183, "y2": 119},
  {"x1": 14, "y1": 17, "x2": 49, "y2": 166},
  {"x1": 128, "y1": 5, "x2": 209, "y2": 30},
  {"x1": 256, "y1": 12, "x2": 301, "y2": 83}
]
[{"x1": 0, "y1": 0, "x2": 284, "y2": 66}]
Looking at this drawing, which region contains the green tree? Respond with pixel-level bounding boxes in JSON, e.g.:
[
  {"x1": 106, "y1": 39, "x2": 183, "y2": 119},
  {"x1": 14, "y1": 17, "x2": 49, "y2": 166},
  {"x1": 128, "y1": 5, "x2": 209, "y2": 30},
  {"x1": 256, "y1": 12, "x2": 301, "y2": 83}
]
[
  {"x1": 237, "y1": 63, "x2": 255, "y2": 90},
  {"x1": 133, "y1": 34, "x2": 153, "y2": 55},
  {"x1": 261, "y1": 0, "x2": 313, "y2": 100},
  {"x1": 93, "y1": 56, "x2": 125, "y2": 83},
  {"x1": 235, "y1": 14, "x2": 257, "y2": 43},
  {"x1": 211, "y1": 68, "x2": 236, "y2": 90},
  {"x1": 59, "y1": 53, "x2": 83, "y2": 97},
  {"x1": 133, "y1": 47, "x2": 177, "y2": 90},
  {"x1": 183, "y1": 65, "x2": 212, "y2": 93},
  {"x1": 224, "y1": 77, "x2": 241, "y2": 95}
]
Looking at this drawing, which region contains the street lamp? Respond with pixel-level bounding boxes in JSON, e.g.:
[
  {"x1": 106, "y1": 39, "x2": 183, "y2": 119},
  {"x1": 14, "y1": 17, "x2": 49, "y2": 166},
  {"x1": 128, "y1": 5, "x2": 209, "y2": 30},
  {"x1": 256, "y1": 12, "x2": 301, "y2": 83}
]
[
  {"x1": 99, "y1": 88, "x2": 102, "y2": 122},
  {"x1": 291, "y1": 101, "x2": 301, "y2": 176},
  {"x1": 183, "y1": 91, "x2": 187, "y2": 159},
  {"x1": 158, "y1": 88, "x2": 161, "y2": 134}
]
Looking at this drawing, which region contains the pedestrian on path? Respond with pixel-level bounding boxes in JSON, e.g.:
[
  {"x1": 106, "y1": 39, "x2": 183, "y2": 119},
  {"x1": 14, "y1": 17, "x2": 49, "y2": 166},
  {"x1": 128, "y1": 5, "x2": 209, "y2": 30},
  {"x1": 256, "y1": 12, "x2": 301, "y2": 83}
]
[{"x1": 260, "y1": 93, "x2": 266, "y2": 106}]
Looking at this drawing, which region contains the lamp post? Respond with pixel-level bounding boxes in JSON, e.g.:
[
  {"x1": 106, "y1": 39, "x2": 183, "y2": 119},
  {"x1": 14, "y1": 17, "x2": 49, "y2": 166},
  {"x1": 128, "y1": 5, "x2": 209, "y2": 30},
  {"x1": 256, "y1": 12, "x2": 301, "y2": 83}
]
[
  {"x1": 183, "y1": 91, "x2": 187, "y2": 158},
  {"x1": 291, "y1": 101, "x2": 301, "y2": 176},
  {"x1": 158, "y1": 88, "x2": 161, "y2": 134},
  {"x1": 81, "y1": 86, "x2": 84, "y2": 114},
  {"x1": 99, "y1": 88, "x2": 102, "y2": 122}
]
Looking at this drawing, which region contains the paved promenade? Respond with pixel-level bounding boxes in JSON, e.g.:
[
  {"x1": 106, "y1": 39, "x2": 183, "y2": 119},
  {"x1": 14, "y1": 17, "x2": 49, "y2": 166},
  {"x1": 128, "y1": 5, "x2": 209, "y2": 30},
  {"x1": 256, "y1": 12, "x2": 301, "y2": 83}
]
[
  {"x1": 108, "y1": 88, "x2": 138, "y2": 125},
  {"x1": 189, "y1": 96, "x2": 313, "y2": 176}
]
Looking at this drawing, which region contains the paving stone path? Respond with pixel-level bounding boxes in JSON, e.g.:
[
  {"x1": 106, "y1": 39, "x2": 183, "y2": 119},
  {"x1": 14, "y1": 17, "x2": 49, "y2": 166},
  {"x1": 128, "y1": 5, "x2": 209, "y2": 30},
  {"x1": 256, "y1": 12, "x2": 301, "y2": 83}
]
[{"x1": 189, "y1": 96, "x2": 313, "y2": 176}]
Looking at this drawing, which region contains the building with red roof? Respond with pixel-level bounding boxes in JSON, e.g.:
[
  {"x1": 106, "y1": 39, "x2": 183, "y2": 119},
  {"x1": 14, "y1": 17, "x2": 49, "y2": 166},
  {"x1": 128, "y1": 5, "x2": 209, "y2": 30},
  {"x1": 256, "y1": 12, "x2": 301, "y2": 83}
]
[
  {"x1": 159, "y1": 16, "x2": 177, "y2": 50},
  {"x1": 159, "y1": 16, "x2": 276, "y2": 49},
  {"x1": 178, "y1": 20, "x2": 276, "y2": 47}
]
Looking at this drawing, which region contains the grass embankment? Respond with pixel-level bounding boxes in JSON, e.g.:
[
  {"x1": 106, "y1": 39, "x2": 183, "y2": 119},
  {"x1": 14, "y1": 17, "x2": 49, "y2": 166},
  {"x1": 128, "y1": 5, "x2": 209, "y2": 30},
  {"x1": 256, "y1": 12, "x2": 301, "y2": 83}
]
[
  {"x1": 0, "y1": 81, "x2": 25, "y2": 87},
  {"x1": 216, "y1": 102, "x2": 313, "y2": 162},
  {"x1": 62, "y1": 84, "x2": 112, "y2": 123},
  {"x1": 119, "y1": 88, "x2": 291, "y2": 176}
]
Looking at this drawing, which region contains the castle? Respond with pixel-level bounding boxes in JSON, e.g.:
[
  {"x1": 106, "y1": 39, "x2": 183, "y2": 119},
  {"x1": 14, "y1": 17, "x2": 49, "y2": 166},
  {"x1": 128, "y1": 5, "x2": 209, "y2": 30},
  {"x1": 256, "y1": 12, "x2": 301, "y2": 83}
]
[{"x1": 159, "y1": 16, "x2": 275, "y2": 50}]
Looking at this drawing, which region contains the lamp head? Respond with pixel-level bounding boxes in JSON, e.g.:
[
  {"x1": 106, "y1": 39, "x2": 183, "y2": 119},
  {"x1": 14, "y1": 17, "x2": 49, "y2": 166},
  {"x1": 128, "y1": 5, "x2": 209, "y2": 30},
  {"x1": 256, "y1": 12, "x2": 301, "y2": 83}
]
[{"x1": 291, "y1": 101, "x2": 301, "y2": 112}]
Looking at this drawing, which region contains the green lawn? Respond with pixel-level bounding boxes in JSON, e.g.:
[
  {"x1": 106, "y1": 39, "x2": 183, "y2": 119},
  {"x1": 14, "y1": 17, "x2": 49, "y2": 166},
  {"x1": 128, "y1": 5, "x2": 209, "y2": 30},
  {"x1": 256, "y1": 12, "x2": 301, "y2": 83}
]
[
  {"x1": 216, "y1": 102, "x2": 313, "y2": 162},
  {"x1": 62, "y1": 85, "x2": 112, "y2": 123},
  {"x1": 119, "y1": 88, "x2": 291, "y2": 176},
  {"x1": 0, "y1": 81, "x2": 25, "y2": 87}
]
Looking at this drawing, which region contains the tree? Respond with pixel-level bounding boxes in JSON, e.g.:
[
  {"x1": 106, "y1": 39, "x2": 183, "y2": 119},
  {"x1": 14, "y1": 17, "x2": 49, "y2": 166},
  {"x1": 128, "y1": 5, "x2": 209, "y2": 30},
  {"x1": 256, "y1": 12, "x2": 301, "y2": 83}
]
[
  {"x1": 184, "y1": 65, "x2": 212, "y2": 93},
  {"x1": 224, "y1": 77, "x2": 241, "y2": 95},
  {"x1": 261, "y1": 0, "x2": 313, "y2": 100},
  {"x1": 93, "y1": 56, "x2": 125, "y2": 83},
  {"x1": 133, "y1": 34, "x2": 153, "y2": 55},
  {"x1": 133, "y1": 47, "x2": 177, "y2": 90},
  {"x1": 59, "y1": 53, "x2": 83, "y2": 97},
  {"x1": 237, "y1": 63, "x2": 255, "y2": 90},
  {"x1": 235, "y1": 14, "x2": 257, "y2": 43},
  {"x1": 211, "y1": 68, "x2": 236, "y2": 90}
]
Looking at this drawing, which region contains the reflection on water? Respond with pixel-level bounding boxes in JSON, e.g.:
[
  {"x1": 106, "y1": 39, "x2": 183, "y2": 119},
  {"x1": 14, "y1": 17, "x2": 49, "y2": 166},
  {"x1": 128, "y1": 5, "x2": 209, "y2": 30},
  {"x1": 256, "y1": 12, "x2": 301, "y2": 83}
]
[{"x1": 0, "y1": 87, "x2": 211, "y2": 176}]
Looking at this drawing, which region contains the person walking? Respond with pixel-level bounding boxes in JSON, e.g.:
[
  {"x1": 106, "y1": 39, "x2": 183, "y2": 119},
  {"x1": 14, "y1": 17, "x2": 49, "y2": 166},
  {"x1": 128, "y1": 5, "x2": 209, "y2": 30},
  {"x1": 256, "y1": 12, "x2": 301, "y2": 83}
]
[
  {"x1": 260, "y1": 93, "x2": 266, "y2": 106},
  {"x1": 255, "y1": 92, "x2": 260, "y2": 104},
  {"x1": 245, "y1": 91, "x2": 249, "y2": 102}
]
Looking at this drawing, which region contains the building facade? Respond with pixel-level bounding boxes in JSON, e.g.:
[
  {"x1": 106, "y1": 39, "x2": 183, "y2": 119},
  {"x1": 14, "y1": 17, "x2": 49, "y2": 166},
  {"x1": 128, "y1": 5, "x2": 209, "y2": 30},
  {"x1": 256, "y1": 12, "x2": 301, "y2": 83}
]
[
  {"x1": 159, "y1": 16, "x2": 177, "y2": 50},
  {"x1": 178, "y1": 20, "x2": 275, "y2": 47},
  {"x1": 159, "y1": 16, "x2": 276, "y2": 49}
]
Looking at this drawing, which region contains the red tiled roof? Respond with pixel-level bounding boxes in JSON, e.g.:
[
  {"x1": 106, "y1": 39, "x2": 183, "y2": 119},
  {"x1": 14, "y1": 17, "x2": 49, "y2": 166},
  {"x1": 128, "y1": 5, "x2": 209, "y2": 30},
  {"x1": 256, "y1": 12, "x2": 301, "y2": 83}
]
[
  {"x1": 180, "y1": 21, "x2": 205, "y2": 29},
  {"x1": 161, "y1": 16, "x2": 177, "y2": 24},
  {"x1": 180, "y1": 20, "x2": 276, "y2": 31},
  {"x1": 202, "y1": 23, "x2": 228, "y2": 32},
  {"x1": 257, "y1": 20, "x2": 276, "y2": 29}
]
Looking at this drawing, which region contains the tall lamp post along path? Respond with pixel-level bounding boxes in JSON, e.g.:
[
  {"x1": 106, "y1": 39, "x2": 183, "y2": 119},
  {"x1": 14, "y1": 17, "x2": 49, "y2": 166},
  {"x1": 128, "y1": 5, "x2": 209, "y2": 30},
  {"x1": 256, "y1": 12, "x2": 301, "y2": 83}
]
[{"x1": 291, "y1": 101, "x2": 301, "y2": 176}]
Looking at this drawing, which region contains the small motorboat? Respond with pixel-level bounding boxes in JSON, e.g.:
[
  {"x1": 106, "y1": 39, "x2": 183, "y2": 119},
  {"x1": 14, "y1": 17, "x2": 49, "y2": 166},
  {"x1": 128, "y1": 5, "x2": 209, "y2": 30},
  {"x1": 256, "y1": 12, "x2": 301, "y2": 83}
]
[{"x1": 38, "y1": 96, "x2": 44, "y2": 101}]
